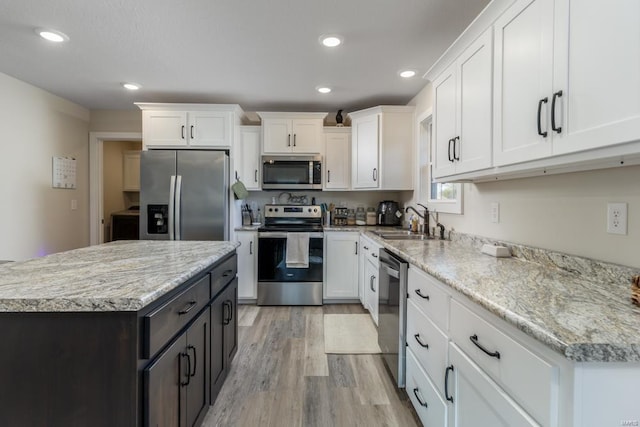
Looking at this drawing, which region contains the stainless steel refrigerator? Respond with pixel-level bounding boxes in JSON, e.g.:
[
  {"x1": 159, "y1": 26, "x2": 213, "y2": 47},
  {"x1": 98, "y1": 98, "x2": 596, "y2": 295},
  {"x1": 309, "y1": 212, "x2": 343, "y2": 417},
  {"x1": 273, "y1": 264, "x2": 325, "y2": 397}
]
[{"x1": 139, "y1": 150, "x2": 229, "y2": 241}]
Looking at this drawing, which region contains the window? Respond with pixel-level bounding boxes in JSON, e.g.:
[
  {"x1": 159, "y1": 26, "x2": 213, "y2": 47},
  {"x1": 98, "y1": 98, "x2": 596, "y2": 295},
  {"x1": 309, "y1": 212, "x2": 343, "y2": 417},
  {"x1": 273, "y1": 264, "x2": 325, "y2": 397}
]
[{"x1": 416, "y1": 111, "x2": 463, "y2": 214}]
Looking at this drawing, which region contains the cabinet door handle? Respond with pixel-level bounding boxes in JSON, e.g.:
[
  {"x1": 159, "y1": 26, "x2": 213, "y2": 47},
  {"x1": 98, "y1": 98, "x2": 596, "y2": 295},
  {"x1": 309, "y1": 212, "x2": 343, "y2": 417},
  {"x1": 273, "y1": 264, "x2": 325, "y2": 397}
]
[
  {"x1": 413, "y1": 388, "x2": 428, "y2": 407},
  {"x1": 181, "y1": 125, "x2": 185, "y2": 139},
  {"x1": 223, "y1": 301, "x2": 233, "y2": 325},
  {"x1": 355, "y1": 241, "x2": 358, "y2": 255},
  {"x1": 249, "y1": 240, "x2": 253, "y2": 255},
  {"x1": 372, "y1": 168, "x2": 378, "y2": 181},
  {"x1": 180, "y1": 352, "x2": 191, "y2": 386},
  {"x1": 293, "y1": 134, "x2": 296, "y2": 147},
  {"x1": 414, "y1": 334, "x2": 429, "y2": 349},
  {"x1": 178, "y1": 300, "x2": 197, "y2": 315},
  {"x1": 222, "y1": 301, "x2": 229, "y2": 325},
  {"x1": 187, "y1": 345, "x2": 197, "y2": 377},
  {"x1": 254, "y1": 169, "x2": 258, "y2": 183},
  {"x1": 370, "y1": 276, "x2": 374, "y2": 291},
  {"x1": 190, "y1": 125, "x2": 194, "y2": 139},
  {"x1": 551, "y1": 90, "x2": 563, "y2": 133},
  {"x1": 235, "y1": 171, "x2": 239, "y2": 181},
  {"x1": 537, "y1": 97, "x2": 549, "y2": 137},
  {"x1": 470, "y1": 334, "x2": 501, "y2": 359},
  {"x1": 228, "y1": 300, "x2": 234, "y2": 323},
  {"x1": 453, "y1": 136, "x2": 460, "y2": 161},
  {"x1": 445, "y1": 365, "x2": 454, "y2": 402},
  {"x1": 448, "y1": 139, "x2": 454, "y2": 162},
  {"x1": 327, "y1": 170, "x2": 331, "y2": 183},
  {"x1": 288, "y1": 134, "x2": 291, "y2": 147},
  {"x1": 415, "y1": 289, "x2": 430, "y2": 300}
]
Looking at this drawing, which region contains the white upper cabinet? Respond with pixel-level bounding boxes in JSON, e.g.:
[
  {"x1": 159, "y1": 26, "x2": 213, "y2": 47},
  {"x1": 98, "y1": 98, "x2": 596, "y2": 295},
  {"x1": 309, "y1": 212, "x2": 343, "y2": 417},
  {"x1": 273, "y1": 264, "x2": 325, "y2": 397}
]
[
  {"x1": 235, "y1": 126, "x2": 261, "y2": 190},
  {"x1": 352, "y1": 113, "x2": 380, "y2": 189},
  {"x1": 257, "y1": 112, "x2": 327, "y2": 154},
  {"x1": 137, "y1": 103, "x2": 244, "y2": 150},
  {"x1": 324, "y1": 128, "x2": 351, "y2": 190},
  {"x1": 122, "y1": 150, "x2": 141, "y2": 191},
  {"x1": 350, "y1": 106, "x2": 414, "y2": 190},
  {"x1": 433, "y1": 28, "x2": 493, "y2": 178},
  {"x1": 493, "y1": 0, "x2": 555, "y2": 166},
  {"x1": 551, "y1": 0, "x2": 640, "y2": 155}
]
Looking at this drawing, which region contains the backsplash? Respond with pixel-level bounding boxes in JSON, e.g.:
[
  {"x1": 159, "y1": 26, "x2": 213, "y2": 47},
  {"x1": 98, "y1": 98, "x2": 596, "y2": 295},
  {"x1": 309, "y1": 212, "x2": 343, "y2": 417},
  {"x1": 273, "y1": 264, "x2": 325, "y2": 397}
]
[{"x1": 242, "y1": 190, "x2": 412, "y2": 210}]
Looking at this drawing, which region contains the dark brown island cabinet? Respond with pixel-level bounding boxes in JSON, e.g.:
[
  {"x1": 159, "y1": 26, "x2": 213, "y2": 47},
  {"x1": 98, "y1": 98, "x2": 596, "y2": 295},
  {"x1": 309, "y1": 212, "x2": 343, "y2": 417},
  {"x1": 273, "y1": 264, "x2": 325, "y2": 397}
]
[{"x1": 0, "y1": 252, "x2": 238, "y2": 427}]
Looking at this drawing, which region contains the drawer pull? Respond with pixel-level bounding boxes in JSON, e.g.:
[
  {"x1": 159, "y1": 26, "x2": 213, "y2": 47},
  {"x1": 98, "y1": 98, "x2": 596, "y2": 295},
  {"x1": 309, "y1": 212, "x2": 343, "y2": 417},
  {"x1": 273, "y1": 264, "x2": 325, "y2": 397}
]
[
  {"x1": 414, "y1": 289, "x2": 430, "y2": 300},
  {"x1": 445, "y1": 365, "x2": 454, "y2": 402},
  {"x1": 372, "y1": 253, "x2": 378, "y2": 258},
  {"x1": 470, "y1": 334, "x2": 501, "y2": 359},
  {"x1": 180, "y1": 352, "x2": 191, "y2": 386},
  {"x1": 187, "y1": 345, "x2": 197, "y2": 377},
  {"x1": 414, "y1": 334, "x2": 429, "y2": 349},
  {"x1": 222, "y1": 269, "x2": 234, "y2": 277},
  {"x1": 178, "y1": 300, "x2": 198, "y2": 315},
  {"x1": 363, "y1": 246, "x2": 369, "y2": 250},
  {"x1": 413, "y1": 388, "x2": 428, "y2": 408}
]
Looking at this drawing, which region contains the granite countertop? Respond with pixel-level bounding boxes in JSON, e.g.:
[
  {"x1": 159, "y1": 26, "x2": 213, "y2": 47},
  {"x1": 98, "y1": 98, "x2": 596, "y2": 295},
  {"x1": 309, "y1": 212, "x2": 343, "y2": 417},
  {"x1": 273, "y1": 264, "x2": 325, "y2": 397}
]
[
  {"x1": 363, "y1": 231, "x2": 640, "y2": 363},
  {"x1": 0, "y1": 241, "x2": 239, "y2": 313}
]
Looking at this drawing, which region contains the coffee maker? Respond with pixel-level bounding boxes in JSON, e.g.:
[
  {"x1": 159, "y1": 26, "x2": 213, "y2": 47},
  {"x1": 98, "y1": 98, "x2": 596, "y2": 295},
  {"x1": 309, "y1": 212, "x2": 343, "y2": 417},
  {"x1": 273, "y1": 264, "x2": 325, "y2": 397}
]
[{"x1": 377, "y1": 200, "x2": 402, "y2": 226}]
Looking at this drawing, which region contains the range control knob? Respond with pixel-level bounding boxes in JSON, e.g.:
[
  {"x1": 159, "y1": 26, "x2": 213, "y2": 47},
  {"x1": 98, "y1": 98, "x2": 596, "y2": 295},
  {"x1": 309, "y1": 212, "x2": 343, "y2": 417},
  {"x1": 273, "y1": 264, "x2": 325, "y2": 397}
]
[
  {"x1": 275, "y1": 208, "x2": 279, "y2": 212},
  {"x1": 268, "y1": 208, "x2": 273, "y2": 212},
  {"x1": 308, "y1": 208, "x2": 312, "y2": 212},
  {"x1": 313, "y1": 208, "x2": 318, "y2": 213}
]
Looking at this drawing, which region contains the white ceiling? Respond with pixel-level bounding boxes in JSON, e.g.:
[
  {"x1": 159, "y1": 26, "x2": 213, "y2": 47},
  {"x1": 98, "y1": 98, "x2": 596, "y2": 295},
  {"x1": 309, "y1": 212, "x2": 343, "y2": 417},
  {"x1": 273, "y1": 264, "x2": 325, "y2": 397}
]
[{"x1": 0, "y1": 0, "x2": 490, "y2": 113}]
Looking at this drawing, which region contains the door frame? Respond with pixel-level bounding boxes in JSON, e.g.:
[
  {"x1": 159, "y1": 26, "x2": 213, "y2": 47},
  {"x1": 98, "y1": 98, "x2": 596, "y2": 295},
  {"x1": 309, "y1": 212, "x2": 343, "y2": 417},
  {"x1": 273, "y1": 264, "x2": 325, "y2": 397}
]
[{"x1": 89, "y1": 132, "x2": 143, "y2": 245}]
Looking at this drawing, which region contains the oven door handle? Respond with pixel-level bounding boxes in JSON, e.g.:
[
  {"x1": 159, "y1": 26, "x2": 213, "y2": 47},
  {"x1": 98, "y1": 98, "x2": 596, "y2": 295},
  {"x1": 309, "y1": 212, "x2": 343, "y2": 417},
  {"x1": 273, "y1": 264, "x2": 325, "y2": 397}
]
[{"x1": 258, "y1": 232, "x2": 324, "y2": 238}]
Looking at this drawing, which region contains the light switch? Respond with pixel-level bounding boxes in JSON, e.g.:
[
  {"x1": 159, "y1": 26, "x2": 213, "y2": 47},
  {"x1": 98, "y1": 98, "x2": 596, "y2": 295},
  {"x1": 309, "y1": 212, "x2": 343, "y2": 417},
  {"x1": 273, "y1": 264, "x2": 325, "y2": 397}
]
[{"x1": 71, "y1": 199, "x2": 78, "y2": 211}]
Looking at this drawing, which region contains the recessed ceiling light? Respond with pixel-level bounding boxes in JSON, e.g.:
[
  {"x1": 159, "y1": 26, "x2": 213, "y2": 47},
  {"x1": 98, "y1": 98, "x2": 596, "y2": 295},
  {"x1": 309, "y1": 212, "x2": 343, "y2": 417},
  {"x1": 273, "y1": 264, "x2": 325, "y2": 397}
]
[
  {"x1": 35, "y1": 28, "x2": 69, "y2": 43},
  {"x1": 316, "y1": 86, "x2": 332, "y2": 94},
  {"x1": 399, "y1": 70, "x2": 417, "y2": 78},
  {"x1": 122, "y1": 83, "x2": 141, "y2": 91},
  {"x1": 319, "y1": 35, "x2": 343, "y2": 48}
]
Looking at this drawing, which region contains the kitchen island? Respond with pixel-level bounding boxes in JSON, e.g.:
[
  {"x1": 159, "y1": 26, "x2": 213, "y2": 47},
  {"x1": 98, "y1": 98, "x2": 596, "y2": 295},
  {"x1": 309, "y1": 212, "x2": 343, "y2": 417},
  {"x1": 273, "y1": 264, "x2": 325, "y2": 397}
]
[{"x1": 0, "y1": 240, "x2": 239, "y2": 427}]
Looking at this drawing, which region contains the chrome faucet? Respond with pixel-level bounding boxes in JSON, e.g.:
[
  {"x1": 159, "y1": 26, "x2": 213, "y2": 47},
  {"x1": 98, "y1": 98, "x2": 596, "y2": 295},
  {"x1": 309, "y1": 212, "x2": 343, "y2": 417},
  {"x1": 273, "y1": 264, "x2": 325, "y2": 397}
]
[{"x1": 405, "y1": 203, "x2": 431, "y2": 236}]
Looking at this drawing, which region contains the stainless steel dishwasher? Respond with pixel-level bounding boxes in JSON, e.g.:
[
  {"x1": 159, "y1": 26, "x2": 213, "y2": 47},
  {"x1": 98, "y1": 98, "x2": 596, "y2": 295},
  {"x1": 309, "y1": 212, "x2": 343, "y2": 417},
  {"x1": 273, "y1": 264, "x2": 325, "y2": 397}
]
[{"x1": 378, "y1": 248, "x2": 409, "y2": 388}]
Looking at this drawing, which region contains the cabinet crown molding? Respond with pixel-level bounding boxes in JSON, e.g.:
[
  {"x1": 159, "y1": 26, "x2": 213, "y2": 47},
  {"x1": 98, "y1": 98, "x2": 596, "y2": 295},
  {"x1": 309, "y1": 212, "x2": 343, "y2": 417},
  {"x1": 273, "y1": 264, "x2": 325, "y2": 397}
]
[
  {"x1": 135, "y1": 102, "x2": 245, "y2": 115},
  {"x1": 348, "y1": 105, "x2": 415, "y2": 120},
  {"x1": 423, "y1": 0, "x2": 515, "y2": 82},
  {"x1": 256, "y1": 111, "x2": 328, "y2": 120}
]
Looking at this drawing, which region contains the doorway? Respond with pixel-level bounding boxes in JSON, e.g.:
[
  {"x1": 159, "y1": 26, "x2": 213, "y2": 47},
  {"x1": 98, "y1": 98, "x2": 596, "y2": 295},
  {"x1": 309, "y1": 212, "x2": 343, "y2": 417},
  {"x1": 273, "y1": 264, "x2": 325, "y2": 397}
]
[{"x1": 89, "y1": 132, "x2": 142, "y2": 245}]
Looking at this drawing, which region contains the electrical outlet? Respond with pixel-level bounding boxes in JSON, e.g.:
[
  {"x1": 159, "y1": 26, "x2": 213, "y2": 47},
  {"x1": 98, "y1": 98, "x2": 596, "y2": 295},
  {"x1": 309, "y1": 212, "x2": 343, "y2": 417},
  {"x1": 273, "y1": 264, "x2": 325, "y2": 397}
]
[
  {"x1": 607, "y1": 202, "x2": 627, "y2": 235},
  {"x1": 490, "y1": 202, "x2": 500, "y2": 223}
]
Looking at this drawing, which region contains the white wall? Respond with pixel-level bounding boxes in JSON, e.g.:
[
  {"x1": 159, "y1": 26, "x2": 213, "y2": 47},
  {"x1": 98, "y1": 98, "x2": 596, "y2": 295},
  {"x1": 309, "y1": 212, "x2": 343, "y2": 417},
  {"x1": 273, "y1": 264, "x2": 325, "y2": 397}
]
[
  {"x1": 0, "y1": 72, "x2": 90, "y2": 261},
  {"x1": 407, "y1": 83, "x2": 640, "y2": 269},
  {"x1": 89, "y1": 109, "x2": 142, "y2": 133}
]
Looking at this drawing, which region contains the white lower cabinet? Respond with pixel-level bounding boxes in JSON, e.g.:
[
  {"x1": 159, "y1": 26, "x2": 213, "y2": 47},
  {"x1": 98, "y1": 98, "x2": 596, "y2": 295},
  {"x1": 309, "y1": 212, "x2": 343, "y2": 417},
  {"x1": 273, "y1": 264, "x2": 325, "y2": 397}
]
[
  {"x1": 236, "y1": 231, "x2": 257, "y2": 300},
  {"x1": 406, "y1": 347, "x2": 448, "y2": 426},
  {"x1": 406, "y1": 263, "x2": 557, "y2": 427},
  {"x1": 449, "y1": 342, "x2": 538, "y2": 427},
  {"x1": 324, "y1": 232, "x2": 359, "y2": 299},
  {"x1": 360, "y1": 236, "x2": 381, "y2": 325}
]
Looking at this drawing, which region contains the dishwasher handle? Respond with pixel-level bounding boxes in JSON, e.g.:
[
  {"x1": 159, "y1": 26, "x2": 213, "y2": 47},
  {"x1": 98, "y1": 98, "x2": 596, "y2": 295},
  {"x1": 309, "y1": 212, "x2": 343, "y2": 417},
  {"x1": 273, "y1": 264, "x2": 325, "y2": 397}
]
[{"x1": 379, "y1": 258, "x2": 400, "y2": 279}]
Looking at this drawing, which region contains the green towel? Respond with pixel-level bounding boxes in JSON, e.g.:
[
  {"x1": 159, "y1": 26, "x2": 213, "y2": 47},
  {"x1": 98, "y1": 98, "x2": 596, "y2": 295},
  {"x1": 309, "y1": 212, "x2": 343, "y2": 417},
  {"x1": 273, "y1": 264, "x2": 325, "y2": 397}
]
[{"x1": 231, "y1": 179, "x2": 249, "y2": 200}]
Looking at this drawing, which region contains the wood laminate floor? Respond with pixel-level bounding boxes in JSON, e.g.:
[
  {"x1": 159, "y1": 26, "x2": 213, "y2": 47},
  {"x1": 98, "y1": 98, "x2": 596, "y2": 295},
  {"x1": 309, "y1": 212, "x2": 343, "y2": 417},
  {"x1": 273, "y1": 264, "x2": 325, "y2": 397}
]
[{"x1": 203, "y1": 304, "x2": 420, "y2": 427}]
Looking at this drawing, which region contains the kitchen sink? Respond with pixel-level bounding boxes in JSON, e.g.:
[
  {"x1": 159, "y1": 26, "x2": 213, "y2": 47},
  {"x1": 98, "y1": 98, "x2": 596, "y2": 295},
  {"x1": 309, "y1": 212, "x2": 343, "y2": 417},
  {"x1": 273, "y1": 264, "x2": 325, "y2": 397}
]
[{"x1": 371, "y1": 230, "x2": 436, "y2": 241}]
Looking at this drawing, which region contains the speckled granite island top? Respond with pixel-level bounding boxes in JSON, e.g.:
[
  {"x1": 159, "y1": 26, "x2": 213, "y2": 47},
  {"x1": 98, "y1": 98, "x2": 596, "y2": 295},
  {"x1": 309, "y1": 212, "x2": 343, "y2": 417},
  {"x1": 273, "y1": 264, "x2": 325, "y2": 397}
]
[
  {"x1": 0, "y1": 240, "x2": 239, "y2": 312},
  {"x1": 364, "y1": 232, "x2": 640, "y2": 363}
]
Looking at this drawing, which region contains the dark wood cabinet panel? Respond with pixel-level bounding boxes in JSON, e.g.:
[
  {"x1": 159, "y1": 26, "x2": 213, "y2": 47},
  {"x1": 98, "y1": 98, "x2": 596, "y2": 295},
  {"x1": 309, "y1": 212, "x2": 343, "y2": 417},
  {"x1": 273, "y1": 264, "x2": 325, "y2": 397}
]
[
  {"x1": 144, "y1": 333, "x2": 187, "y2": 427},
  {"x1": 186, "y1": 307, "x2": 210, "y2": 427}
]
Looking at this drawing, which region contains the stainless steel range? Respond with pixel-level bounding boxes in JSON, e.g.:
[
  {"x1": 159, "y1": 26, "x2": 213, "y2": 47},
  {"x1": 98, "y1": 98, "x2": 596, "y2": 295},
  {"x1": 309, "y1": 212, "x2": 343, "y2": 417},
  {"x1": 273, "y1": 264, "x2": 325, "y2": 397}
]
[{"x1": 257, "y1": 205, "x2": 323, "y2": 305}]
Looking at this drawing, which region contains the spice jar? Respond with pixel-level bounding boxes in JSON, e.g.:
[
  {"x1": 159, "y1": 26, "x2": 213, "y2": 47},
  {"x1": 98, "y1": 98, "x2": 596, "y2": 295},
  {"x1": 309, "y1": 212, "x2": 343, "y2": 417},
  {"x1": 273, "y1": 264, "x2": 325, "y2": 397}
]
[
  {"x1": 366, "y1": 207, "x2": 377, "y2": 225},
  {"x1": 355, "y1": 206, "x2": 366, "y2": 225},
  {"x1": 346, "y1": 209, "x2": 356, "y2": 225}
]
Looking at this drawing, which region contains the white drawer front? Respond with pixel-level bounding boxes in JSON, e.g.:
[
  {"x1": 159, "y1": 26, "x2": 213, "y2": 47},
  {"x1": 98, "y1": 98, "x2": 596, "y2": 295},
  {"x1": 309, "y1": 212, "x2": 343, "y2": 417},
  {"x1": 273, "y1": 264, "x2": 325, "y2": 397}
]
[
  {"x1": 450, "y1": 300, "x2": 557, "y2": 426},
  {"x1": 407, "y1": 299, "x2": 449, "y2": 396},
  {"x1": 408, "y1": 266, "x2": 450, "y2": 332},
  {"x1": 406, "y1": 347, "x2": 448, "y2": 426}
]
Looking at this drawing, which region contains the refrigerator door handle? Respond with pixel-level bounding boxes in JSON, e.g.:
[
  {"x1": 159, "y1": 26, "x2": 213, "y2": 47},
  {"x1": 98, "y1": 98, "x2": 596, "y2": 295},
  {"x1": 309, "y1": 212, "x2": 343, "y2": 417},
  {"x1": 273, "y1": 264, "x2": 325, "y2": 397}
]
[
  {"x1": 175, "y1": 175, "x2": 183, "y2": 240},
  {"x1": 168, "y1": 175, "x2": 176, "y2": 240}
]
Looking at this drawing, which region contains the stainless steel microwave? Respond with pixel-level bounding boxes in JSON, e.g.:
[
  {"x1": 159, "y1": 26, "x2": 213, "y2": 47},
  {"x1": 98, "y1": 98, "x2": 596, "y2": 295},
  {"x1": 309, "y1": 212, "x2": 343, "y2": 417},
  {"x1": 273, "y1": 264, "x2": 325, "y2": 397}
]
[{"x1": 262, "y1": 155, "x2": 322, "y2": 190}]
